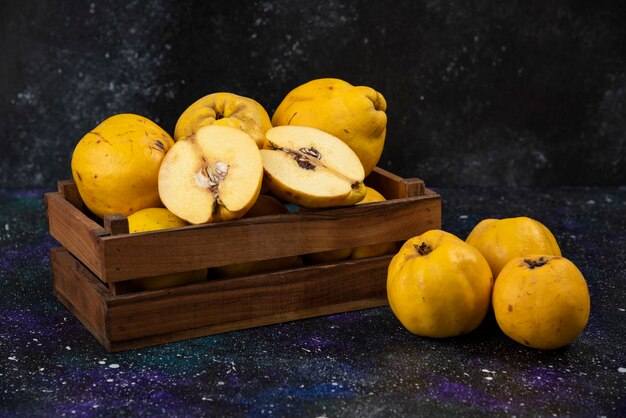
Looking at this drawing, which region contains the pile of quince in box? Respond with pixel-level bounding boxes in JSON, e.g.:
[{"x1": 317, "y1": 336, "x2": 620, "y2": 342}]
[
  {"x1": 50, "y1": 77, "x2": 589, "y2": 351},
  {"x1": 70, "y1": 78, "x2": 399, "y2": 285}
]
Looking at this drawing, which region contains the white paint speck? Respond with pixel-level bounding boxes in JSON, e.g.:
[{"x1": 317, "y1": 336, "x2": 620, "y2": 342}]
[
  {"x1": 65, "y1": 346, "x2": 71, "y2": 350},
  {"x1": 586, "y1": 200, "x2": 596, "y2": 205},
  {"x1": 106, "y1": 378, "x2": 113, "y2": 382},
  {"x1": 459, "y1": 215, "x2": 468, "y2": 219},
  {"x1": 618, "y1": 367, "x2": 626, "y2": 373},
  {"x1": 485, "y1": 376, "x2": 493, "y2": 381},
  {"x1": 98, "y1": 361, "x2": 106, "y2": 365},
  {"x1": 618, "y1": 308, "x2": 625, "y2": 312},
  {"x1": 217, "y1": 381, "x2": 225, "y2": 386},
  {"x1": 8, "y1": 356, "x2": 17, "y2": 361},
  {"x1": 108, "y1": 363, "x2": 120, "y2": 369}
]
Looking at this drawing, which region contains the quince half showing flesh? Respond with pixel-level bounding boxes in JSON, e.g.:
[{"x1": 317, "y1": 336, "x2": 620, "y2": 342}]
[
  {"x1": 158, "y1": 125, "x2": 263, "y2": 224},
  {"x1": 260, "y1": 126, "x2": 366, "y2": 208}
]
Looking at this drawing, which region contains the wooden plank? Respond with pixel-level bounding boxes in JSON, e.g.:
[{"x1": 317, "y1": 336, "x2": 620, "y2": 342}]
[
  {"x1": 107, "y1": 300, "x2": 386, "y2": 352},
  {"x1": 100, "y1": 193, "x2": 441, "y2": 281},
  {"x1": 103, "y1": 214, "x2": 129, "y2": 235},
  {"x1": 50, "y1": 248, "x2": 111, "y2": 349},
  {"x1": 57, "y1": 180, "x2": 83, "y2": 210},
  {"x1": 365, "y1": 167, "x2": 425, "y2": 199},
  {"x1": 45, "y1": 192, "x2": 108, "y2": 280},
  {"x1": 105, "y1": 254, "x2": 392, "y2": 343}
]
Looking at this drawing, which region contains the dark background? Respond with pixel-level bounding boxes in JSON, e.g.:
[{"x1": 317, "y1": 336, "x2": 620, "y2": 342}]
[{"x1": 1, "y1": 0, "x2": 625, "y2": 189}]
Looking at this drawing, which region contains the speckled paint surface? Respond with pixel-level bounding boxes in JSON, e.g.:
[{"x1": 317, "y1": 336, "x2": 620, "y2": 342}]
[
  {"x1": 1, "y1": 187, "x2": 625, "y2": 416},
  {"x1": 2, "y1": 1, "x2": 626, "y2": 189}
]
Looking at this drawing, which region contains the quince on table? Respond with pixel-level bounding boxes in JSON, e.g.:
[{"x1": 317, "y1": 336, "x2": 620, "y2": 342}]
[{"x1": 387, "y1": 230, "x2": 493, "y2": 338}]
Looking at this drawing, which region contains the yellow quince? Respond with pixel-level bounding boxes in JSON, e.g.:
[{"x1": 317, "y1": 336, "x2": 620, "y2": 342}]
[
  {"x1": 466, "y1": 217, "x2": 561, "y2": 278},
  {"x1": 387, "y1": 230, "x2": 493, "y2": 338},
  {"x1": 174, "y1": 92, "x2": 272, "y2": 148},
  {"x1": 272, "y1": 78, "x2": 387, "y2": 176},
  {"x1": 71, "y1": 114, "x2": 174, "y2": 218},
  {"x1": 493, "y1": 255, "x2": 590, "y2": 349}
]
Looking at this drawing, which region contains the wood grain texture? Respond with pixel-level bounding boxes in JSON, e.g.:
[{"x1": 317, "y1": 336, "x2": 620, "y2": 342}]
[
  {"x1": 103, "y1": 214, "x2": 129, "y2": 235},
  {"x1": 57, "y1": 180, "x2": 83, "y2": 210},
  {"x1": 107, "y1": 255, "x2": 391, "y2": 342},
  {"x1": 52, "y1": 247, "x2": 392, "y2": 351},
  {"x1": 106, "y1": 299, "x2": 386, "y2": 352},
  {"x1": 365, "y1": 167, "x2": 425, "y2": 199},
  {"x1": 45, "y1": 192, "x2": 107, "y2": 280},
  {"x1": 50, "y1": 248, "x2": 111, "y2": 349},
  {"x1": 47, "y1": 170, "x2": 440, "y2": 284},
  {"x1": 100, "y1": 193, "x2": 441, "y2": 281}
]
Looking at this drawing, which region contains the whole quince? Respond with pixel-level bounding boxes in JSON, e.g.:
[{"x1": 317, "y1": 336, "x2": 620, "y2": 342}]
[
  {"x1": 127, "y1": 208, "x2": 207, "y2": 291},
  {"x1": 493, "y1": 255, "x2": 590, "y2": 349},
  {"x1": 387, "y1": 230, "x2": 493, "y2": 338},
  {"x1": 174, "y1": 92, "x2": 272, "y2": 148},
  {"x1": 71, "y1": 114, "x2": 175, "y2": 218},
  {"x1": 271, "y1": 78, "x2": 387, "y2": 176},
  {"x1": 466, "y1": 217, "x2": 561, "y2": 278}
]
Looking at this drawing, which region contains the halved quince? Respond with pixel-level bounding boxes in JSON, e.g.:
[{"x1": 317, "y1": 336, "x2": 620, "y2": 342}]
[
  {"x1": 158, "y1": 125, "x2": 263, "y2": 224},
  {"x1": 260, "y1": 126, "x2": 366, "y2": 208}
]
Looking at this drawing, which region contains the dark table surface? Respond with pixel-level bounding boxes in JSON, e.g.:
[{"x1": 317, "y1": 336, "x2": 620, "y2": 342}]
[{"x1": 1, "y1": 186, "x2": 625, "y2": 417}]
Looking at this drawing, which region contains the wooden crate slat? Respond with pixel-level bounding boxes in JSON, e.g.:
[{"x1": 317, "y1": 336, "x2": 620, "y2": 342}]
[
  {"x1": 365, "y1": 167, "x2": 425, "y2": 199},
  {"x1": 45, "y1": 192, "x2": 107, "y2": 280},
  {"x1": 57, "y1": 180, "x2": 84, "y2": 210},
  {"x1": 52, "y1": 247, "x2": 391, "y2": 350},
  {"x1": 103, "y1": 214, "x2": 130, "y2": 235},
  {"x1": 50, "y1": 248, "x2": 111, "y2": 347},
  {"x1": 100, "y1": 194, "x2": 441, "y2": 281},
  {"x1": 105, "y1": 299, "x2": 386, "y2": 352}
]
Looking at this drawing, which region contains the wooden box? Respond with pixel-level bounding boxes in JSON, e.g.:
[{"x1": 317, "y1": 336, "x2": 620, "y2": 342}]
[{"x1": 45, "y1": 168, "x2": 441, "y2": 351}]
